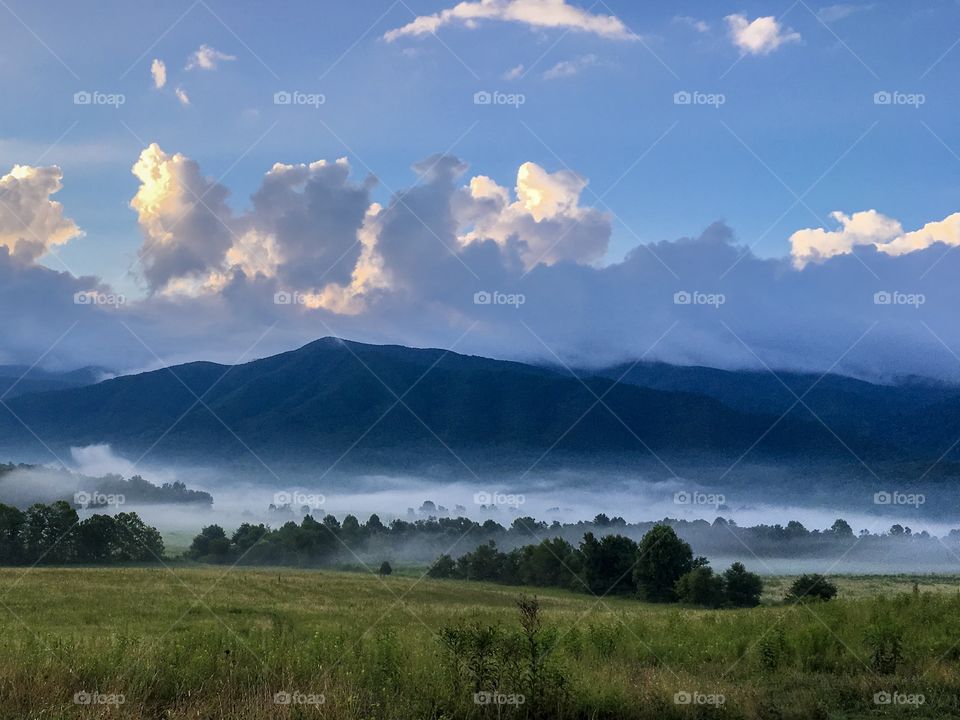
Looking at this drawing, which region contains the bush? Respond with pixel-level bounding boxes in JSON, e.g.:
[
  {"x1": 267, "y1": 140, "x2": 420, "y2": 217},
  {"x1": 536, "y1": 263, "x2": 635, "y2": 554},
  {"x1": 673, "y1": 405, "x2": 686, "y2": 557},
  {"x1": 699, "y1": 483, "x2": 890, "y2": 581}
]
[
  {"x1": 785, "y1": 573, "x2": 838, "y2": 603},
  {"x1": 378, "y1": 561, "x2": 393, "y2": 576}
]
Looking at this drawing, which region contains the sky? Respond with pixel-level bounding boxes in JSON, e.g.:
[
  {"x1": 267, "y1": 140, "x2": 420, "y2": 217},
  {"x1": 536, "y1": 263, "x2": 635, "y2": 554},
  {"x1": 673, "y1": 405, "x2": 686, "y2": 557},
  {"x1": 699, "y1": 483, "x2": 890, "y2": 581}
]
[{"x1": 2, "y1": 0, "x2": 960, "y2": 379}]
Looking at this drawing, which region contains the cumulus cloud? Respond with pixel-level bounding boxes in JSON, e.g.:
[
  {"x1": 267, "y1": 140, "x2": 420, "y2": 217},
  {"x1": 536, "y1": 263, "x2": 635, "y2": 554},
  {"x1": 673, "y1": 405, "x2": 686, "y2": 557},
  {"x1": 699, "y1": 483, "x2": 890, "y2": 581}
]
[
  {"x1": 790, "y1": 209, "x2": 960, "y2": 267},
  {"x1": 151, "y1": 58, "x2": 167, "y2": 88},
  {"x1": 726, "y1": 14, "x2": 801, "y2": 55},
  {"x1": 0, "y1": 165, "x2": 82, "y2": 262},
  {"x1": 175, "y1": 87, "x2": 190, "y2": 105},
  {"x1": 7, "y1": 150, "x2": 960, "y2": 384},
  {"x1": 185, "y1": 44, "x2": 236, "y2": 70},
  {"x1": 383, "y1": 0, "x2": 638, "y2": 42},
  {"x1": 543, "y1": 53, "x2": 598, "y2": 79},
  {"x1": 503, "y1": 63, "x2": 525, "y2": 80}
]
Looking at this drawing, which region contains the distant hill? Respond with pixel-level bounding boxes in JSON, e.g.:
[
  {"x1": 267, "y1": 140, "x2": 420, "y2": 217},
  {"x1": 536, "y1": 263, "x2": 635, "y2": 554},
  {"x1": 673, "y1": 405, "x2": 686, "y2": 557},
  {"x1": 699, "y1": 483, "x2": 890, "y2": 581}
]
[
  {"x1": 0, "y1": 365, "x2": 108, "y2": 400},
  {"x1": 0, "y1": 338, "x2": 876, "y2": 469}
]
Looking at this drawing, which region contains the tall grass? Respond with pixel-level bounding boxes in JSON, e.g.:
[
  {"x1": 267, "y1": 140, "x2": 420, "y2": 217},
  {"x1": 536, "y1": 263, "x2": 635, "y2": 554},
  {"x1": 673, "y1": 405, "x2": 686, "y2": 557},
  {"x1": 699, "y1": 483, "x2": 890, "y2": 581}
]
[{"x1": 0, "y1": 567, "x2": 957, "y2": 718}]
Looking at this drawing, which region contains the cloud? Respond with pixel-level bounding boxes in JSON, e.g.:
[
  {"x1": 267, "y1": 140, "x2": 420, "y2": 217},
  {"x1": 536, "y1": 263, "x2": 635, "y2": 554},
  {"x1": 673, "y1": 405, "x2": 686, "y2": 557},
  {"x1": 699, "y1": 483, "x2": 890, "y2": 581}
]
[
  {"x1": 8, "y1": 150, "x2": 960, "y2": 385},
  {"x1": 503, "y1": 63, "x2": 524, "y2": 80},
  {"x1": 542, "y1": 53, "x2": 598, "y2": 79},
  {"x1": 790, "y1": 209, "x2": 960, "y2": 267},
  {"x1": 185, "y1": 44, "x2": 236, "y2": 70},
  {"x1": 673, "y1": 15, "x2": 709, "y2": 33},
  {"x1": 383, "y1": 0, "x2": 637, "y2": 42},
  {"x1": 726, "y1": 14, "x2": 801, "y2": 55},
  {"x1": 817, "y1": 3, "x2": 873, "y2": 22},
  {"x1": 0, "y1": 165, "x2": 82, "y2": 262},
  {"x1": 151, "y1": 58, "x2": 167, "y2": 88},
  {"x1": 175, "y1": 87, "x2": 190, "y2": 105}
]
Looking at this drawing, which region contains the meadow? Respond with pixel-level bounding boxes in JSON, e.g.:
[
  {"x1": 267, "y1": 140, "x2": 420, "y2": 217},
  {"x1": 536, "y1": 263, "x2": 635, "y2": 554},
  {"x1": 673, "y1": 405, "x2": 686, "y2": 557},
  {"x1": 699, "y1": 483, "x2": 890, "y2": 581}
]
[{"x1": 0, "y1": 566, "x2": 958, "y2": 719}]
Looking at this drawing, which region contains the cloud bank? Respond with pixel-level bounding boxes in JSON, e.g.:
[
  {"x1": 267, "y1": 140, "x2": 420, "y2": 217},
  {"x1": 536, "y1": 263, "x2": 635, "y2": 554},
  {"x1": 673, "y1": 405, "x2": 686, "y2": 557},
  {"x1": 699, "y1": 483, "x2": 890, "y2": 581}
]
[{"x1": 3, "y1": 148, "x2": 960, "y2": 384}]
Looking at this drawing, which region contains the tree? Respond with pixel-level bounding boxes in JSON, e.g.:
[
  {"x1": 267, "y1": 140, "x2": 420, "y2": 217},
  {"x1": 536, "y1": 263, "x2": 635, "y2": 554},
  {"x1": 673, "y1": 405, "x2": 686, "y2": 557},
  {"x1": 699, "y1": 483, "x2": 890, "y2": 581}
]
[
  {"x1": 633, "y1": 525, "x2": 694, "y2": 602},
  {"x1": 675, "y1": 566, "x2": 725, "y2": 608},
  {"x1": 0, "y1": 504, "x2": 25, "y2": 564},
  {"x1": 75, "y1": 514, "x2": 118, "y2": 563},
  {"x1": 723, "y1": 562, "x2": 763, "y2": 607},
  {"x1": 580, "y1": 532, "x2": 638, "y2": 596},
  {"x1": 23, "y1": 500, "x2": 78, "y2": 564},
  {"x1": 378, "y1": 561, "x2": 393, "y2": 576},
  {"x1": 188, "y1": 525, "x2": 230, "y2": 561},
  {"x1": 830, "y1": 518, "x2": 854, "y2": 539},
  {"x1": 785, "y1": 573, "x2": 837, "y2": 603},
  {"x1": 113, "y1": 512, "x2": 164, "y2": 561},
  {"x1": 428, "y1": 554, "x2": 458, "y2": 578}
]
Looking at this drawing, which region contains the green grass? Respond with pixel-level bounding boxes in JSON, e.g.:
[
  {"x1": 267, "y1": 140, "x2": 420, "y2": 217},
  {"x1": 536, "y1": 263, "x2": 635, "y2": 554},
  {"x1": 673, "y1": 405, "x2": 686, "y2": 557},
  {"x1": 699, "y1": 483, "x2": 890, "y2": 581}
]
[{"x1": 0, "y1": 566, "x2": 959, "y2": 719}]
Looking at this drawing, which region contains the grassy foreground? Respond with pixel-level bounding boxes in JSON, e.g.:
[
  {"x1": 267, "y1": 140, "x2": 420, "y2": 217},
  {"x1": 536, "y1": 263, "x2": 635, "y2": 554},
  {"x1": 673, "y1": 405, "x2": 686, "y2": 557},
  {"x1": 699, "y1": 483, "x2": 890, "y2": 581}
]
[{"x1": 0, "y1": 567, "x2": 958, "y2": 719}]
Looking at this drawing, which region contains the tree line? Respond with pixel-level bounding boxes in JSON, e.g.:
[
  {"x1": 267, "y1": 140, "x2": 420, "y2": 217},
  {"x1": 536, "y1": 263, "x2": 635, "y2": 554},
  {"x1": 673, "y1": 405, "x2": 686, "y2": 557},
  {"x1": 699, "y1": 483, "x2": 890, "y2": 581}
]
[
  {"x1": 428, "y1": 524, "x2": 765, "y2": 608},
  {"x1": 0, "y1": 501, "x2": 164, "y2": 564}
]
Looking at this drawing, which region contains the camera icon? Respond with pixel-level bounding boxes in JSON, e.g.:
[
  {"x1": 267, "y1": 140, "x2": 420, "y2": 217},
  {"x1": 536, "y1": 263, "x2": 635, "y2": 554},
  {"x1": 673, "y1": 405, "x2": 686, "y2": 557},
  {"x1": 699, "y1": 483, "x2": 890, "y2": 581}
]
[
  {"x1": 673, "y1": 491, "x2": 691, "y2": 505},
  {"x1": 273, "y1": 491, "x2": 293, "y2": 505},
  {"x1": 474, "y1": 90, "x2": 492, "y2": 105},
  {"x1": 674, "y1": 691, "x2": 692, "y2": 705},
  {"x1": 73, "y1": 491, "x2": 92, "y2": 506},
  {"x1": 873, "y1": 491, "x2": 891, "y2": 505},
  {"x1": 673, "y1": 90, "x2": 692, "y2": 105},
  {"x1": 473, "y1": 491, "x2": 492, "y2": 505},
  {"x1": 273, "y1": 691, "x2": 292, "y2": 705},
  {"x1": 873, "y1": 291, "x2": 891, "y2": 305},
  {"x1": 274, "y1": 291, "x2": 293, "y2": 305},
  {"x1": 673, "y1": 290, "x2": 691, "y2": 305},
  {"x1": 73, "y1": 292, "x2": 92, "y2": 305},
  {"x1": 274, "y1": 91, "x2": 292, "y2": 105},
  {"x1": 73, "y1": 691, "x2": 92, "y2": 705},
  {"x1": 73, "y1": 91, "x2": 92, "y2": 105},
  {"x1": 473, "y1": 291, "x2": 492, "y2": 305},
  {"x1": 873, "y1": 91, "x2": 892, "y2": 105},
  {"x1": 873, "y1": 691, "x2": 892, "y2": 705}
]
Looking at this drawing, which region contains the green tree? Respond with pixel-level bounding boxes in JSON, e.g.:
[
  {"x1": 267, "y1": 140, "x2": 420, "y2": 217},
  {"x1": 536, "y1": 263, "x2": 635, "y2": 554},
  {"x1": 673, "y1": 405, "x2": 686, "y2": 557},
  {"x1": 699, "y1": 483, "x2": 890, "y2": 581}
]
[
  {"x1": 723, "y1": 562, "x2": 763, "y2": 607},
  {"x1": 580, "y1": 532, "x2": 638, "y2": 596},
  {"x1": 675, "y1": 566, "x2": 725, "y2": 608},
  {"x1": 428, "y1": 554, "x2": 458, "y2": 578},
  {"x1": 0, "y1": 504, "x2": 25, "y2": 564},
  {"x1": 378, "y1": 560, "x2": 393, "y2": 575},
  {"x1": 633, "y1": 524, "x2": 693, "y2": 602}
]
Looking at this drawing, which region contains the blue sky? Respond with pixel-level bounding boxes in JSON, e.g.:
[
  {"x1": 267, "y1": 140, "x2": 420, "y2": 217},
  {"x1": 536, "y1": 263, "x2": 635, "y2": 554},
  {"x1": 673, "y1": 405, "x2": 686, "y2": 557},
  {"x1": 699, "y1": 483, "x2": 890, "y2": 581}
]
[{"x1": 3, "y1": 0, "x2": 957, "y2": 292}]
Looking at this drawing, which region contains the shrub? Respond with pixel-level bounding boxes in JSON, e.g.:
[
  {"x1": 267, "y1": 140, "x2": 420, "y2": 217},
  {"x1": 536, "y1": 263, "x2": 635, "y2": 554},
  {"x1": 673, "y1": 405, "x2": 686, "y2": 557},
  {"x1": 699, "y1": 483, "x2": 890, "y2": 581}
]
[
  {"x1": 785, "y1": 573, "x2": 838, "y2": 603},
  {"x1": 675, "y1": 566, "x2": 725, "y2": 608},
  {"x1": 724, "y1": 562, "x2": 764, "y2": 607}
]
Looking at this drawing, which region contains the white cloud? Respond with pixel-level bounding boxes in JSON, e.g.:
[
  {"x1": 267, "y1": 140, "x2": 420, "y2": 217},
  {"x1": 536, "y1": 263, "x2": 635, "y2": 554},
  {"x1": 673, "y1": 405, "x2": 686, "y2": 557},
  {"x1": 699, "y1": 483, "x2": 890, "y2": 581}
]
[
  {"x1": 673, "y1": 15, "x2": 709, "y2": 33},
  {"x1": 726, "y1": 14, "x2": 801, "y2": 55},
  {"x1": 790, "y1": 209, "x2": 960, "y2": 267},
  {"x1": 542, "y1": 53, "x2": 597, "y2": 79},
  {"x1": 0, "y1": 165, "x2": 82, "y2": 262},
  {"x1": 151, "y1": 58, "x2": 167, "y2": 88},
  {"x1": 384, "y1": 0, "x2": 637, "y2": 42},
  {"x1": 186, "y1": 44, "x2": 236, "y2": 70},
  {"x1": 175, "y1": 87, "x2": 190, "y2": 105},
  {"x1": 503, "y1": 63, "x2": 525, "y2": 80},
  {"x1": 817, "y1": 3, "x2": 873, "y2": 22}
]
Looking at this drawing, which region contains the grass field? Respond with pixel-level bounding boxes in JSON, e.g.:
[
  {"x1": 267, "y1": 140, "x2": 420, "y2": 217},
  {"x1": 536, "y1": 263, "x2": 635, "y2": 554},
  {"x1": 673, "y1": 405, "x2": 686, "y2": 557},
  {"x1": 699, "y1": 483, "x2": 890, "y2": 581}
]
[{"x1": 0, "y1": 566, "x2": 959, "y2": 719}]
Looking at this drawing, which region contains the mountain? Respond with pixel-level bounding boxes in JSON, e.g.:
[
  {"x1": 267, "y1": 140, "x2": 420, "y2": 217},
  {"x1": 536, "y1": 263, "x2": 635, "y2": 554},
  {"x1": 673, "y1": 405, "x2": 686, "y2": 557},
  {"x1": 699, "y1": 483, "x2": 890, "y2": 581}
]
[
  {"x1": 0, "y1": 365, "x2": 108, "y2": 400},
  {"x1": 0, "y1": 338, "x2": 876, "y2": 470}
]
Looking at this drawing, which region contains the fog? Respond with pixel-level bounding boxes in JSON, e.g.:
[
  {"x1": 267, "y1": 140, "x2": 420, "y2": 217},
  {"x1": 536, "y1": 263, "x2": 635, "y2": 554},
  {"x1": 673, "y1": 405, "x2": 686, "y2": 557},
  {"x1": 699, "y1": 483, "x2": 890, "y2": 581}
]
[{"x1": 2, "y1": 444, "x2": 958, "y2": 575}]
